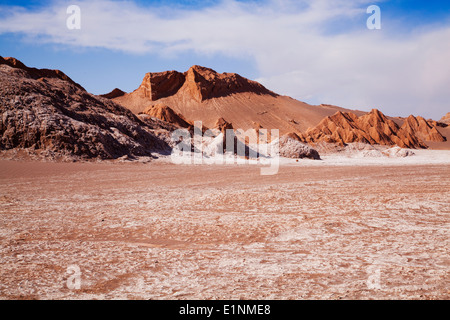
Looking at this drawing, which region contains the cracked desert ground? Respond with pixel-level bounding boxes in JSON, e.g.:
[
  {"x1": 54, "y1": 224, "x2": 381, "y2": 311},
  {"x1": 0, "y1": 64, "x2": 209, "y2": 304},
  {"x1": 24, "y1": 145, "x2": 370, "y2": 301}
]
[{"x1": 0, "y1": 160, "x2": 449, "y2": 300}]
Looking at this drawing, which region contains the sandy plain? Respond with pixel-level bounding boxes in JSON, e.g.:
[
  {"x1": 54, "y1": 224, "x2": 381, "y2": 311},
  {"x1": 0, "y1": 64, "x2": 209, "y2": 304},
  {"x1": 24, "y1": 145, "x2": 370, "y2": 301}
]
[{"x1": 0, "y1": 158, "x2": 449, "y2": 300}]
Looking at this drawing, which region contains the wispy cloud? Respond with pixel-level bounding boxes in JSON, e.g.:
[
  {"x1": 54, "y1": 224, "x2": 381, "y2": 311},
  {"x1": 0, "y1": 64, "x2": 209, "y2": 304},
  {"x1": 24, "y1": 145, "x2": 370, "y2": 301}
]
[{"x1": 0, "y1": 0, "x2": 449, "y2": 119}]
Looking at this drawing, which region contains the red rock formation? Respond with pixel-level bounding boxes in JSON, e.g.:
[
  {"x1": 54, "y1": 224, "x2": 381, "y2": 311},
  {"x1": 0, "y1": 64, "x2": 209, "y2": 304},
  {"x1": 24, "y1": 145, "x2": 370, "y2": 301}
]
[
  {"x1": 400, "y1": 115, "x2": 446, "y2": 143},
  {"x1": 357, "y1": 109, "x2": 426, "y2": 148},
  {"x1": 142, "y1": 104, "x2": 191, "y2": 129},
  {"x1": 301, "y1": 109, "x2": 433, "y2": 149},
  {"x1": 426, "y1": 119, "x2": 444, "y2": 128},
  {"x1": 214, "y1": 117, "x2": 234, "y2": 133},
  {"x1": 125, "y1": 65, "x2": 277, "y2": 105},
  {"x1": 285, "y1": 132, "x2": 304, "y2": 142},
  {"x1": 180, "y1": 65, "x2": 277, "y2": 102},
  {"x1": 101, "y1": 88, "x2": 125, "y2": 99},
  {"x1": 138, "y1": 71, "x2": 186, "y2": 101},
  {"x1": 302, "y1": 111, "x2": 372, "y2": 146},
  {"x1": 113, "y1": 65, "x2": 365, "y2": 134}
]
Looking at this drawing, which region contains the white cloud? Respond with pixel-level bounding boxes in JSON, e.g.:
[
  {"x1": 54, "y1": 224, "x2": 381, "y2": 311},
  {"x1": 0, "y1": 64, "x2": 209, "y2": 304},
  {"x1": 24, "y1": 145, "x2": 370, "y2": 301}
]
[{"x1": 0, "y1": 0, "x2": 449, "y2": 119}]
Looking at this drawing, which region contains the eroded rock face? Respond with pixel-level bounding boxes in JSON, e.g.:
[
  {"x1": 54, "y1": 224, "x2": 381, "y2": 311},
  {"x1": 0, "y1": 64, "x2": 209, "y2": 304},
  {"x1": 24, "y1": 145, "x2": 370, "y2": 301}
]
[
  {"x1": 142, "y1": 104, "x2": 191, "y2": 129},
  {"x1": 123, "y1": 65, "x2": 277, "y2": 104},
  {"x1": 299, "y1": 109, "x2": 443, "y2": 149},
  {"x1": 181, "y1": 65, "x2": 278, "y2": 102},
  {"x1": 0, "y1": 56, "x2": 85, "y2": 91},
  {"x1": 214, "y1": 117, "x2": 234, "y2": 134},
  {"x1": 138, "y1": 71, "x2": 186, "y2": 101},
  {"x1": 400, "y1": 115, "x2": 446, "y2": 143},
  {"x1": 0, "y1": 60, "x2": 171, "y2": 161},
  {"x1": 301, "y1": 111, "x2": 369, "y2": 146}
]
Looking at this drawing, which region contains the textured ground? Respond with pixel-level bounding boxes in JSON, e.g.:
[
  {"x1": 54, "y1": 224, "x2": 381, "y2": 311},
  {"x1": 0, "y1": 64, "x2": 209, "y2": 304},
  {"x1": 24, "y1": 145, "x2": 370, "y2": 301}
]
[{"x1": 0, "y1": 160, "x2": 448, "y2": 300}]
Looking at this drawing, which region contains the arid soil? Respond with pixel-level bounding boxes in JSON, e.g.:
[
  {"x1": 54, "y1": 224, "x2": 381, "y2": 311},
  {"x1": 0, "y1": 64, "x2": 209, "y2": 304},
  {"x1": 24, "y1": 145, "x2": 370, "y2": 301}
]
[{"x1": 0, "y1": 160, "x2": 448, "y2": 300}]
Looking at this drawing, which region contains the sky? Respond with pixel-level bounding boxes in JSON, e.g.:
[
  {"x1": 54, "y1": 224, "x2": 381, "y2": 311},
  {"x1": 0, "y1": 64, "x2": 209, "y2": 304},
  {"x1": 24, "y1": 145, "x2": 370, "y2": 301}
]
[{"x1": 0, "y1": 0, "x2": 449, "y2": 120}]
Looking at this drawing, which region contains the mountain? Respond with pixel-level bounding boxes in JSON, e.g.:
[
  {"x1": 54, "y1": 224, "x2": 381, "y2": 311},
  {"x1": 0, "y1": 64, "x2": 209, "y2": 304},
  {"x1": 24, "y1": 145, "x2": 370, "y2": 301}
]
[
  {"x1": 0, "y1": 56, "x2": 170, "y2": 161},
  {"x1": 1, "y1": 57, "x2": 447, "y2": 162},
  {"x1": 113, "y1": 65, "x2": 361, "y2": 135},
  {"x1": 112, "y1": 65, "x2": 448, "y2": 150}
]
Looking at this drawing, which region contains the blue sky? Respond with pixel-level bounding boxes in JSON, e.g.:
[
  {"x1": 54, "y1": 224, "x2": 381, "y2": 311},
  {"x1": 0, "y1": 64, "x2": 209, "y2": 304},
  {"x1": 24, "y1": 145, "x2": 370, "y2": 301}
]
[
  {"x1": 0, "y1": 0, "x2": 260, "y2": 92},
  {"x1": 0, "y1": 0, "x2": 449, "y2": 119}
]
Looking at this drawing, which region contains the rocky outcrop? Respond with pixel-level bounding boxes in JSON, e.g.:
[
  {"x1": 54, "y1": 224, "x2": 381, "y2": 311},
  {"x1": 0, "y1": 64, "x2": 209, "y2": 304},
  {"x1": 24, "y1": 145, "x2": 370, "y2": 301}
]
[
  {"x1": 181, "y1": 65, "x2": 277, "y2": 102},
  {"x1": 101, "y1": 88, "x2": 125, "y2": 99},
  {"x1": 141, "y1": 104, "x2": 191, "y2": 129},
  {"x1": 117, "y1": 65, "x2": 277, "y2": 105},
  {"x1": 0, "y1": 58, "x2": 170, "y2": 161},
  {"x1": 300, "y1": 109, "x2": 438, "y2": 149},
  {"x1": 400, "y1": 115, "x2": 446, "y2": 143},
  {"x1": 278, "y1": 135, "x2": 321, "y2": 160},
  {"x1": 138, "y1": 71, "x2": 186, "y2": 101},
  {"x1": 357, "y1": 109, "x2": 427, "y2": 148},
  {"x1": 214, "y1": 117, "x2": 234, "y2": 134},
  {"x1": 0, "y1": 56, "x2": 85, "y2": 91},
  {"x1": 301, "y1": 111, "x2": 367, "y2": 146}
]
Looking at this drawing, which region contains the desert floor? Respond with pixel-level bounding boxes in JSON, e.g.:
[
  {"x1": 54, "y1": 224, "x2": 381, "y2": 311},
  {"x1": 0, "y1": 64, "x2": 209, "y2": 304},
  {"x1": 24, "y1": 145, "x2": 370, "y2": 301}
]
[{"x1": 0, "y1": 159, "x2": 449, "y2": 300}]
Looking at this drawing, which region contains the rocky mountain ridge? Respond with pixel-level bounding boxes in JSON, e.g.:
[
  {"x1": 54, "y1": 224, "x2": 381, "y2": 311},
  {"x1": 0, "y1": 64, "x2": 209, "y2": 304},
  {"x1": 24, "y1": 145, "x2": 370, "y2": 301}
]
[{"x1": 0, "y1": 56, "x2": 171, "y2": 161}]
